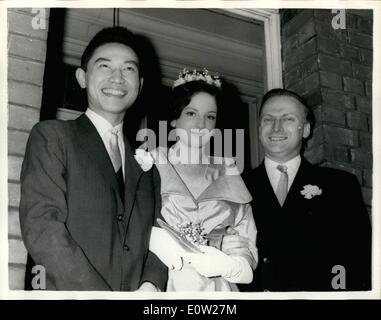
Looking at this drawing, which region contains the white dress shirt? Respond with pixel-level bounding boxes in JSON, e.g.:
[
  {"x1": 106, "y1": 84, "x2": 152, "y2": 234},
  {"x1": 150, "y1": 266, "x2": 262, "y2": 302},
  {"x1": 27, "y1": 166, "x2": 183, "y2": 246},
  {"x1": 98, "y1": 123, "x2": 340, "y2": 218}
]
[
  {"x1": 85, "y1": 108, "x2": 125, "y2": 179},
  {"x1": 264, "y1": 155, "x2": 301, "y2": 194}
]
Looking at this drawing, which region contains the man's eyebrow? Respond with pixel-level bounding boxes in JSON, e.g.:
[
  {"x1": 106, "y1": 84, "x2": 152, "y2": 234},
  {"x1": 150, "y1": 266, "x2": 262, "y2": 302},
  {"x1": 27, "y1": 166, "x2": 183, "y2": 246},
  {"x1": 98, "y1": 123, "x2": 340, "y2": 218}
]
[
  {"x1": 93, "y1": 58, "x2": 139, "y2": 66},
  {"x1": 94, "y1": 57, "x2": 111, "y2": 64},
  {"x1": 262, "y1": 113, "x2": 296, "y2": 116},
  {"x1": 282, "y1": 113, "x2": 296, "y2": 116},
  {"x1": 123, "y1": 60, "x2": 139, "y2": 65}
]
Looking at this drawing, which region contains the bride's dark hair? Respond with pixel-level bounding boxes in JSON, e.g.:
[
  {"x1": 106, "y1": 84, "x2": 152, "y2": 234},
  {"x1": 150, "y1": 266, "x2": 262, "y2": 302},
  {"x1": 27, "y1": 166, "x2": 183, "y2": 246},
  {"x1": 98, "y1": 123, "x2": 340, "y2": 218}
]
[{"x1": 169, "y1": 80, "x2": 224, "y2": 128}]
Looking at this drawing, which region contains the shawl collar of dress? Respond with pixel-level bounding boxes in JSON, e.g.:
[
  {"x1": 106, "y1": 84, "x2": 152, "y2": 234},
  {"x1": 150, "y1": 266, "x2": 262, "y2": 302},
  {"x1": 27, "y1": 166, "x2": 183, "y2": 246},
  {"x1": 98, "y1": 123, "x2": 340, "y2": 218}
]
[{"x1": 152, "y1": 147, "x2": 252, "y2": 206}]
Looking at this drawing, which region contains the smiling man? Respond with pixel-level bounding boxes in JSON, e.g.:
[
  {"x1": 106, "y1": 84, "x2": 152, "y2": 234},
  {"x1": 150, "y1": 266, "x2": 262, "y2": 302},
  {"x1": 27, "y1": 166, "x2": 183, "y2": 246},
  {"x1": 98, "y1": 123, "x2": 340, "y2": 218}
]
[
  {"x1": 20, "y1": 27, "x2": 167, "y2": 291},
  {"x1": 240, "y1": 88, "x2": 371, "y2": 291}
]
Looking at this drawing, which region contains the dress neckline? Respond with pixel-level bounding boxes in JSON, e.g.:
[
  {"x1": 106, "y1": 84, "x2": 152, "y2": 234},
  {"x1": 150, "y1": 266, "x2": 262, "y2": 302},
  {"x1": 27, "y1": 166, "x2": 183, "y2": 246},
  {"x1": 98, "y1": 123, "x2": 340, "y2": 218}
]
[
  {"x1": 156, "y1": 148, "x2": 224, "y2": 204},
  {"x1": 152, "y1": 147, "x2": 253, "y2": 205}
]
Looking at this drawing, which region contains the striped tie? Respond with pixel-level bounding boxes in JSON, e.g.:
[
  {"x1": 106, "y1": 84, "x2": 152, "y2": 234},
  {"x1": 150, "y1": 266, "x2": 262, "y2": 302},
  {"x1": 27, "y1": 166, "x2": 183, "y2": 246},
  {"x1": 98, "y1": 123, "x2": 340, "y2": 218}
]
[
  {"x1": 276, "y1": 164, "x2": 288, "y2": 207},
  {"x1": 107, "y1": 129, "x2": 122, "y2": 173},
  {"x1": 107, "y1": 129, "x2": 124, "y2": 198}
]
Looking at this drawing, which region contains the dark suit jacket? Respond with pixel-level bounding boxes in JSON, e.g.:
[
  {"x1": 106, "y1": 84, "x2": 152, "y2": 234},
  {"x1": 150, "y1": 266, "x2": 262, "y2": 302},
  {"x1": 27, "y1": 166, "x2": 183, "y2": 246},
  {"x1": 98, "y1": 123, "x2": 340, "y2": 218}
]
[
  {"x1": 20, "y1": 114, "x2": 167, "y2": 291},
  {"x1": 240, "y1": 158, "x2": 371, "y2": 291}
]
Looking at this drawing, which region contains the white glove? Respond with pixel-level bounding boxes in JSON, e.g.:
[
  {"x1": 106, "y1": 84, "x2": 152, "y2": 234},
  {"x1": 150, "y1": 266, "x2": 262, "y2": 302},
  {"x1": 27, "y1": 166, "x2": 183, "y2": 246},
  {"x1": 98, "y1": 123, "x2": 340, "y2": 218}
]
[
  {"x1": 182, "y1": 245, "x2": 240, "y2": 278},
  {"x1": 149, "y1": 226, "x2": 185, "y2": 271}
]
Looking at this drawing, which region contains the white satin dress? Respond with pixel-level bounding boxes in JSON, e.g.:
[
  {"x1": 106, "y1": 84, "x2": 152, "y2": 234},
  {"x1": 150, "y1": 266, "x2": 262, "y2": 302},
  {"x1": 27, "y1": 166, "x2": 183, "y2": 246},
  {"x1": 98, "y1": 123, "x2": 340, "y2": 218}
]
[{"x1": 152, "y1": 147, "x2": 258, "y2": 291}]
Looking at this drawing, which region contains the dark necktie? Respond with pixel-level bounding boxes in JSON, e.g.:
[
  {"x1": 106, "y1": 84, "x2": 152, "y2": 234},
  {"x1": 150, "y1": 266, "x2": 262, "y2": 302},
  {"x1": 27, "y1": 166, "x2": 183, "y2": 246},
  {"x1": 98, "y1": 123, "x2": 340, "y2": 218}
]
[{"x1": 276, "y1": 164, "x2": 288, "y2": 207}]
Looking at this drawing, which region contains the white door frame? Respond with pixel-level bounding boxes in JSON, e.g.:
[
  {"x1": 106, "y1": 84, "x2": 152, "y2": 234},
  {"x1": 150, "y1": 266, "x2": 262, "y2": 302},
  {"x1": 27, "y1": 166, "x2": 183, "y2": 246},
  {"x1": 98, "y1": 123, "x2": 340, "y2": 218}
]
[
  {"x1": 222, "y1": 8, "x2": 283, "y2": 91},
  {"x1": 220, "y1": 9, "x2": 283, "y2": 168}
]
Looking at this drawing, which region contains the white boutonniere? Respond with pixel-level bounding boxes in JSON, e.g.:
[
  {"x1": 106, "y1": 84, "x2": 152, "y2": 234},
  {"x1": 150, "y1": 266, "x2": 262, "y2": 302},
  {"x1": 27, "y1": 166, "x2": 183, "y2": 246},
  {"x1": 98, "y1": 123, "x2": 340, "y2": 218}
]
[
  {"x1": 300, "y1": 184, "x2": 322, "y2": 199},
  {"x1": 134, "y1": 149, "x2": 154, "y2": 172}
]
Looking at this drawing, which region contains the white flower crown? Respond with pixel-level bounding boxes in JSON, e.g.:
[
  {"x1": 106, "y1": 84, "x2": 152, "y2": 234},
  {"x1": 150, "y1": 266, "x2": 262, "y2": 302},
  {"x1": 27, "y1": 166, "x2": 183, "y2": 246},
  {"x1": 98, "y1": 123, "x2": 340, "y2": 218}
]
[{"x1": 172, "y1": 68, "x2": 222, "y2": 89}]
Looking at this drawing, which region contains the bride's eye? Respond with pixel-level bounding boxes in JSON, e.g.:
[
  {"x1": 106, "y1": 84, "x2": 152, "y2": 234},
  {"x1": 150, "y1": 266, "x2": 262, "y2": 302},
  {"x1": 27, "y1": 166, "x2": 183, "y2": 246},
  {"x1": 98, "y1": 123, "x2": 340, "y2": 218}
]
[{"x1": 185, "y1": 111, "x2": 196, "y2": 117}]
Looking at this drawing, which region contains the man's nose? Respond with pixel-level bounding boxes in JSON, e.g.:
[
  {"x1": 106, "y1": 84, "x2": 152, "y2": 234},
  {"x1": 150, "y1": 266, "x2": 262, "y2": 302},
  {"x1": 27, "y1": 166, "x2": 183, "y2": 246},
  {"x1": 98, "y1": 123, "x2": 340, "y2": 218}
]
[
  {"x1": 272, "y1": 118, "x2": 282, "y2": 132},
  {"x1": 109, "y1": 68, "x2": 124, "y2": 83}
]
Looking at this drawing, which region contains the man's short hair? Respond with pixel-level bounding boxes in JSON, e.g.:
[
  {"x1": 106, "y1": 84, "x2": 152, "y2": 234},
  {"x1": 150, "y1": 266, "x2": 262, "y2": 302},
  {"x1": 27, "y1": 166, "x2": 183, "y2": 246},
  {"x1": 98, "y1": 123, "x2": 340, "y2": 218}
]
[
  {"x1": 259, "y1": 88, "x2": 315, "y2": 131},
  {"x1": 80, "y1": 26, "x2": 143, "y2": 75}
]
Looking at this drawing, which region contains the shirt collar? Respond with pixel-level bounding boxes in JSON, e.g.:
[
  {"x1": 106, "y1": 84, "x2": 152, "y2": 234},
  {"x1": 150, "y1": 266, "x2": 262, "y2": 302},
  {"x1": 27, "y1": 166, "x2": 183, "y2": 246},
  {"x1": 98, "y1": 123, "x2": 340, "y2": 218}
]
[
  {"x1": 85, "y1": 108, "x2": 123, "y2": 137},
  {"x1": 264, "y1": 155, "x2": 301, "y2": 175}
]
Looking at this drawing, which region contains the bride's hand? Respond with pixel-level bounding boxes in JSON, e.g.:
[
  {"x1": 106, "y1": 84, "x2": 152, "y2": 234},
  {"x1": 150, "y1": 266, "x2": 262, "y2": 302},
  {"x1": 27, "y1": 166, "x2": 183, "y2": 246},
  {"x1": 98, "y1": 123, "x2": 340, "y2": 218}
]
[
  {"x1": 149, "y1": 227, "x2": 184, "y2": 270},
  {"x1": 182, "y1": 245, "x2": 238, "y2": 278}
]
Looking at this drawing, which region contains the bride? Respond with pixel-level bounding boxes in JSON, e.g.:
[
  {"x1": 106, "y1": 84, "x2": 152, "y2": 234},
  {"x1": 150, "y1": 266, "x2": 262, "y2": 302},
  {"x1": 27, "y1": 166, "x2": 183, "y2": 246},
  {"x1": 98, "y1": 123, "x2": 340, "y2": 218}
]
[{"x1": 148, "y1": 69, "x2": 258, "y2": 291}]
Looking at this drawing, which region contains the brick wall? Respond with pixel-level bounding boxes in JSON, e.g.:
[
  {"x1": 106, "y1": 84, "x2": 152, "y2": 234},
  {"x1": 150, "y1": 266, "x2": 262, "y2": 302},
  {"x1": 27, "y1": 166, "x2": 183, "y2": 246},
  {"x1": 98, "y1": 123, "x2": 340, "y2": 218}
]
[
  {"x1": 8, "y1": 8, "x2": 49, "y2": 289},
  {"x1": 281, "y1": 9, "x2": 373, "y2": 211}
]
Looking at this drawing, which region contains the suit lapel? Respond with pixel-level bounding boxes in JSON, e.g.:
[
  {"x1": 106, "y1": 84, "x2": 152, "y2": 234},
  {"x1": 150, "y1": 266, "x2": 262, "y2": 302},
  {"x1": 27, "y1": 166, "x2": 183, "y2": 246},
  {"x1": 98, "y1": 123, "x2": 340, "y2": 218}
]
[
  {"x1": 123, "y1": 136, "x2": 143, "y2": 222},
  {"x1": 256, "y1": 160, "x2": 314, "y2": 210},
  {"x1": 256, "y1": 162, "x2": 282, "y2": 210},
  {"x1": 74, "y1": 114, "x2": 121, "y2": 196},
  {"x1": 283, "y1": 158, "x2": 313, "y2": 210},
  {"x1": 75, "y1": 114, "x2": 144, "y2": 231}
]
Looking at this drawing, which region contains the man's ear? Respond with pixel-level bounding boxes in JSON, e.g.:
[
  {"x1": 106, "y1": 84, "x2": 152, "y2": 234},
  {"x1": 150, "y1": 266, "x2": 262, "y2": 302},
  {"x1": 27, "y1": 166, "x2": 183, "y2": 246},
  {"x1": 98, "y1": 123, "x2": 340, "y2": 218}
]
[
  {"x1": 139, "y1": 77, "x2": 144, "y2": 94},
  {"x1": 75, "y1": 68, "x2": 87, "y2": 89},
  {"x1": 170, "y1": 120, "x2": 176, "y2": 128},
  {"x1": 302, "y1": 122, "x2": 311, "y2": 138}
]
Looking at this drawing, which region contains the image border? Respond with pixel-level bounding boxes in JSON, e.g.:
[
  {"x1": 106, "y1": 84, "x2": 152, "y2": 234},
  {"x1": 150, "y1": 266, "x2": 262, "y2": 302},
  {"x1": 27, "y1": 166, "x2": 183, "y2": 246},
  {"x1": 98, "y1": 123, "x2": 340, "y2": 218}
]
[{"x1": 0, "y1": 0, "x2": 380, "y2": 301}]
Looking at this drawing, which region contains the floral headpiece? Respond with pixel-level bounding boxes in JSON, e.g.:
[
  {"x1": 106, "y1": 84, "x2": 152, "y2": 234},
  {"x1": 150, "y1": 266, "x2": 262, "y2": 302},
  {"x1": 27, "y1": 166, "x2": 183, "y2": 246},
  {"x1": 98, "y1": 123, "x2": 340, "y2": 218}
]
[{"x1": 172, "y1": 68, "x2": 222, "y2": 89}]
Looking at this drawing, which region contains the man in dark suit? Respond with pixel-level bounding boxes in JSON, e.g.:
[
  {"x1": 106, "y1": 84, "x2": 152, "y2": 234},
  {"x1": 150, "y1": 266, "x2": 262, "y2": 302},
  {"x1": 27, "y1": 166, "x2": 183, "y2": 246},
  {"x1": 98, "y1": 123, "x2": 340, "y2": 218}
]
[
  {"x1": 240, "y1": 88, "x2": 371, "y2": 291},
  {"x1": 20, "y1": 27, "x2": 167, "y2": 291}
]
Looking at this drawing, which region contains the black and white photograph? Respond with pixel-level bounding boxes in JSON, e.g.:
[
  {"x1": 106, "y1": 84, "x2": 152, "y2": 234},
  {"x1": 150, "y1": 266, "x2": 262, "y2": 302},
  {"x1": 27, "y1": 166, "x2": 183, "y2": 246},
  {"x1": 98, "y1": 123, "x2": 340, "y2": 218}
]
[{"x1": 1, "y1": 0, "x2": 380, "y2": 305}]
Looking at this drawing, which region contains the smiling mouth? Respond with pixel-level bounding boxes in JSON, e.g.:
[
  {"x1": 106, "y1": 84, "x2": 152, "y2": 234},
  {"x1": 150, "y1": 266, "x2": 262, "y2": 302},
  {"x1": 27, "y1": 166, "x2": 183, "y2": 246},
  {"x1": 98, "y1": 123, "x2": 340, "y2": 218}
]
[
  {"x1": 101, "y1": 88, "x2": 127, "y2": 97},
  {"x1": 191, "y1": 129, "x2": 211, "y2": 136},
  {"x1": 269, "y1": 136, "x2": 287, "y2": 142}
]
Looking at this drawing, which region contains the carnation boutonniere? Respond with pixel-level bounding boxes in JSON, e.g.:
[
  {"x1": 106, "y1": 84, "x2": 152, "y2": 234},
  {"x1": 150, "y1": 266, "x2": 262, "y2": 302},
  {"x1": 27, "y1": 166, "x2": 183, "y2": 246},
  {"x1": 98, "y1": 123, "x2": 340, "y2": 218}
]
[
  {"x1": 134, "y1": 149, "x2": 154, "y2": 172},
  {"x1": 300, "y1": 184, "x2": 322, "y2": 199}
]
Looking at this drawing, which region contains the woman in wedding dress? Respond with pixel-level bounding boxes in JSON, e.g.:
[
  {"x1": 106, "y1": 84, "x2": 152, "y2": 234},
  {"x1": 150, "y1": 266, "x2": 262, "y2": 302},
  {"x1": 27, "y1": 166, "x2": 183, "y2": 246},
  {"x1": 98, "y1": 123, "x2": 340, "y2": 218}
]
[{"x1": 149, "y1": 69, "x2": 258, "y2": 291}]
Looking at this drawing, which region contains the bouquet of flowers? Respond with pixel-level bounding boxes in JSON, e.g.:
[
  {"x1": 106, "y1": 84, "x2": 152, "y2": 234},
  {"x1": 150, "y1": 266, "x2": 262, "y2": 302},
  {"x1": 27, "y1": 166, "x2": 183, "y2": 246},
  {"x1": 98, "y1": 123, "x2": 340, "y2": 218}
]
[{"x1": 177, "y1": 222, "x2": 208, "y2": 246}]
